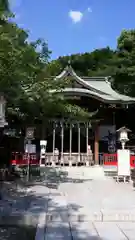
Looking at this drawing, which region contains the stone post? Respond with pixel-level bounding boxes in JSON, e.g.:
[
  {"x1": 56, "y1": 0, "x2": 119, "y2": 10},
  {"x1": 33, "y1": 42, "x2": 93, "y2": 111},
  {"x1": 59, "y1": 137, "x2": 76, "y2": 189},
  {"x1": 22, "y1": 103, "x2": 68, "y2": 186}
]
[
  {"x1": 86, "y1": 122, "x2": 89, "y2": 166},
  {"x1": 94, "y1": 125, "x2": 99, "y2": 165},
  {"x1": 61, "y1": 123, "x2": 64, "y2": 163},
  {"x1": 69, "y1": 123, "x2": 72, "y2": 166},
  {"x1": 52, "y1": 126, "x2": 56, "y2": 159},
  {"x1": 78, "y1": 123, "x2": 80, "y2": 162}
]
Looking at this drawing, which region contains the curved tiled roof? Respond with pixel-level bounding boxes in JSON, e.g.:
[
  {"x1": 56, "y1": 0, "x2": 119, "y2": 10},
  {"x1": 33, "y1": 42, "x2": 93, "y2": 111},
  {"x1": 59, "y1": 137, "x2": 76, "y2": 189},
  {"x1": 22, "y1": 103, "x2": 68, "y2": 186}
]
[{"x1": 53, "y1": 65, "x2": 135, "y2": 104}]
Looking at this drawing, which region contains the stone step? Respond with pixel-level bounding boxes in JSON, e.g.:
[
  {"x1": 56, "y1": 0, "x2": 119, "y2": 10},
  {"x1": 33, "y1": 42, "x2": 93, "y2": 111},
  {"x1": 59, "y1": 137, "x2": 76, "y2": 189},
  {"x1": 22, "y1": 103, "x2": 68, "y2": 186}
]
[
  {"x1": 61, "y1": 166, "x2": 106, "y2": 180},
  {"x1": 2, "y1": 210, "x2": 135, "y2": 226},
  {"x1": 46, "y1": 210, "x2": 135, "y2": 222}
]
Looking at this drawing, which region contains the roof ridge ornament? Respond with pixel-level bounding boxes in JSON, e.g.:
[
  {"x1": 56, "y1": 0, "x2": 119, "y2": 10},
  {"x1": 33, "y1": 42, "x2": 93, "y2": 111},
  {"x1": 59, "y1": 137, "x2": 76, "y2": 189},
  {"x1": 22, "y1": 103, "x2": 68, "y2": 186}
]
[
  {"x1": 64, "y1": 60, "x2": 72, "y2": 71},
  {"x1": 65, "y1": 60, "x2": 73, "y2": 75},
  {"x1": 68, "y1": 60, "x2": 71, "y2": 66},
  {"x1": 105, "y1": 76, "x2": 112, "y2": 84}
]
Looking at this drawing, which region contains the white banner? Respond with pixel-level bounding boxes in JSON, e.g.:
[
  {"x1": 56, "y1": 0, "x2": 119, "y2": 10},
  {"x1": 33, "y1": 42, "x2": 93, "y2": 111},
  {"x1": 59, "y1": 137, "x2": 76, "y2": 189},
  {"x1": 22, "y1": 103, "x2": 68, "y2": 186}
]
[
  {"x1": 40, "y1": 140, "x2": 47, "y2": 146},
  {"x1": 117, "y1": 149, "x2": 130, "y2": 176}
]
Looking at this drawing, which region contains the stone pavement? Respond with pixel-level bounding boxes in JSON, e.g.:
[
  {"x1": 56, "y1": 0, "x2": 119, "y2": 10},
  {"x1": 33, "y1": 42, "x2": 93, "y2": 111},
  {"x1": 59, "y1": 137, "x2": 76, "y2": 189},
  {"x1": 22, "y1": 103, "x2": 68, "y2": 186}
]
[
  {"x1": 44, "y1": 222, "x2": 135, "y2": 239},
  {"x1": 32, "y1": 166, "x2": 135, "y2": 239},
  {"x1": 1, "y1": 167, "x2": 135, "y2": 239},
  {"x1": 0, "y1": 181, "x2": 37, "y2": 240},
  {"x1": 0, "y1": 181, "x2": 31, "y2": 216}
]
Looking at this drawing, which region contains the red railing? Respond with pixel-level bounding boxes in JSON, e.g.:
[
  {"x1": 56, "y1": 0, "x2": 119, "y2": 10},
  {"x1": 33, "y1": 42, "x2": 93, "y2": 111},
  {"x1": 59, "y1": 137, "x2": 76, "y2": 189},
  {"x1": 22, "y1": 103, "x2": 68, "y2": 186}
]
[
  {"x1": 10, "y1": 152, "x2": 39, "y2": 165},
  {"x1": 103, "y1": 153, "x2": 135, "y2": 168},
  {"x1": 10, "y1": 152, "x2": 135, "y2": 168}
]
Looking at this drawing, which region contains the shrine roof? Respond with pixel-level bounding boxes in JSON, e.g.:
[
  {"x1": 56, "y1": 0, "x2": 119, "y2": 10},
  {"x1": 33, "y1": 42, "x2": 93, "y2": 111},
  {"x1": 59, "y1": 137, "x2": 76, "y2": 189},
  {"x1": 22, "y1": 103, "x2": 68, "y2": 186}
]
[{"x1": 53, "y1": 64, "x2": 135, "y2": 104}]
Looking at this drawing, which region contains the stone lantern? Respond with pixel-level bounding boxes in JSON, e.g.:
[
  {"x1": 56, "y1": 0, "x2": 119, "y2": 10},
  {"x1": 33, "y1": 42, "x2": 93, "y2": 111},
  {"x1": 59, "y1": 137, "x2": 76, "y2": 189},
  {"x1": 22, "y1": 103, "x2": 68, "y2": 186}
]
[
  {"x1": 117, "y1": 126, "x2": 131, "y2": 149},
  {"x1": 0, "y1": 95, "x2": 8, "y2": 128},
  {"x1": 40, "y1": 140, "x2": 47, "y2": 165}
]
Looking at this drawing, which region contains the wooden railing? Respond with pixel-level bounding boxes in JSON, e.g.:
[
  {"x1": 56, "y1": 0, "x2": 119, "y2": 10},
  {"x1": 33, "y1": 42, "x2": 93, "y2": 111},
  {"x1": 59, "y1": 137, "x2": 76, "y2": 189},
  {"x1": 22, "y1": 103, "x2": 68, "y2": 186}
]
[
  {"x1": 10, "y1": 152, "x2": 94, "y2": 166},
  {"x1": 42, "y1": 153, "x2": 94, "y2": 166}
]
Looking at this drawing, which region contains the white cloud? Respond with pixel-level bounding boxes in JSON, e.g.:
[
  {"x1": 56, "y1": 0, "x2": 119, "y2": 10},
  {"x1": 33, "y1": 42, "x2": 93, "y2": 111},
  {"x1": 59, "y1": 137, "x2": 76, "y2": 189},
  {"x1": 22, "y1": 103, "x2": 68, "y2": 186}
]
[
  {"x1": 68, "y1": 10, "x2": 83, "y2": 23},
  {"x1": 87, "y1": 7, "x2": 92, "y2": 13}
]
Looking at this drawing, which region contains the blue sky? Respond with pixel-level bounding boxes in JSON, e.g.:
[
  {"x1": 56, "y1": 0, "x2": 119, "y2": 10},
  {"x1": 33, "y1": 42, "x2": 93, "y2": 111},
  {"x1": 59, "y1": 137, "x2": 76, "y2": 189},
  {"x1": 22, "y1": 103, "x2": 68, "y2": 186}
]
[{"x1": 10, "y1": 0, "x2": 135, "y2": 59}]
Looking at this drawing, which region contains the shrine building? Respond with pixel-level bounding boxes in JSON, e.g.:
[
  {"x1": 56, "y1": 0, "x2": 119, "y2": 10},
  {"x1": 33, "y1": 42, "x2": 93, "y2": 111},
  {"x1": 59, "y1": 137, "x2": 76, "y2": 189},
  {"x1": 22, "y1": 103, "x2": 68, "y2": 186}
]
[{"x1": 44, "y1": 63, "x2": 135, "y2": 166}]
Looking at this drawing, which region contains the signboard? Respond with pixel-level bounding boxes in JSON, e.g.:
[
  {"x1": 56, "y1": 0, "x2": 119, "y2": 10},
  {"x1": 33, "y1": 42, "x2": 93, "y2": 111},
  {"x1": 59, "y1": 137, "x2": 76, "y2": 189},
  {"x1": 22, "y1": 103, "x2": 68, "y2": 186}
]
[
  {"x1": 25, "y1": 144, "x2": 36, "y2": 154},
  {"x1": 26, "y1": 127, "x2": 34, "y2": 139},
  {"x1": 40, "y1": 140, "x2": 47, "y2": 146},
  {"x1": 117, "y1": 149, "x2": 130, "y2": 176}
]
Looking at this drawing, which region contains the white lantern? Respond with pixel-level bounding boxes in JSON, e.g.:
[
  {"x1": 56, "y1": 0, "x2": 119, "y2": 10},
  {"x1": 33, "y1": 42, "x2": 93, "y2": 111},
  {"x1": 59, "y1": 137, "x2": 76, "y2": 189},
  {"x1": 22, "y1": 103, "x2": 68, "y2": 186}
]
[
  {"x1": 0, "y1": 95, "x2": 8, "y2": 128},
  {"x1": 117, "y1": 126, "x2": 131, "y2": 149},
  {"x1": 120, "y1": 130, "x2": 128, "y2": 141},
  {"x1": 40, "y1": 141, "x2": 47, "y2": 155}
]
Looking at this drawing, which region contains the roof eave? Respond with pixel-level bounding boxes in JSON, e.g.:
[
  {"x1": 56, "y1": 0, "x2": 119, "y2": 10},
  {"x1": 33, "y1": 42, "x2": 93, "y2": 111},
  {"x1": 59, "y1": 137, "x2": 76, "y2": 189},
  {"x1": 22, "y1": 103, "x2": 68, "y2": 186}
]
[{"x1": 50, "y1": 89, "x2": 135, "y2": 105}]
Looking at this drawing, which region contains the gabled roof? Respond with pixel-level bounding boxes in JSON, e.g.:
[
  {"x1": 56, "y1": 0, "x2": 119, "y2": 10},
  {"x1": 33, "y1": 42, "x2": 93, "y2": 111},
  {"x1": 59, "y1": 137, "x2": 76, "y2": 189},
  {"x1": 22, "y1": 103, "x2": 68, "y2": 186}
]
[{"x1": 53, "y1": 64, "x2": 135, "y2": 104}]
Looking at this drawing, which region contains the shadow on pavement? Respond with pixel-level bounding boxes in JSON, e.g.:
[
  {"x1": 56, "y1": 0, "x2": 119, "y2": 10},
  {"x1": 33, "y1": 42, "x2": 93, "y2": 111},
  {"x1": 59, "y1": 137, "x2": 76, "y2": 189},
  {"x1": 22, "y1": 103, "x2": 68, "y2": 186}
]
[
  {"x1": 0, "y1": 167, "x2": 107, "y2": 239},
  {"x1": 27, "y1": 166, "x2": 93, "y2": 189}
]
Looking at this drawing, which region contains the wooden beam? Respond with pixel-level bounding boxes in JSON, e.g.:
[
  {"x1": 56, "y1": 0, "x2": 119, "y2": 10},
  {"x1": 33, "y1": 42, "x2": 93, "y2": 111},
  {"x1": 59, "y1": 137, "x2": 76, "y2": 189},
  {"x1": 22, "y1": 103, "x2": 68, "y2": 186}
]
[{"x1": 94, "y1": 125, "x2": 99, "y2": 165}]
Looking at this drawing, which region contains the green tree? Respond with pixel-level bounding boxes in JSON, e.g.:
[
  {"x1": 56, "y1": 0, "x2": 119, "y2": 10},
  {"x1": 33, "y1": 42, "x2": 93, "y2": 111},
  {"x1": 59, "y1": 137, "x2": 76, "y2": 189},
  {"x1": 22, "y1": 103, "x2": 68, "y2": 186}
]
[
  {"x1": 0, "y1": 19, "x2": 52, "y2": 123},
  {"x1": 0, "y1": 0, "x2": 10, "y2": 14},
  {"x1": 0, "y1": 15, "x2": 93, "y2": 125},
  {"x1": 48, "y1": 47, "x2": 116, "y2": 78},
  {"x1": 113, "y1": 29, "x2": 135, "y2": 96},
  {"x1": 0, "y1": 0, "x2": 12, "y2": 24}
]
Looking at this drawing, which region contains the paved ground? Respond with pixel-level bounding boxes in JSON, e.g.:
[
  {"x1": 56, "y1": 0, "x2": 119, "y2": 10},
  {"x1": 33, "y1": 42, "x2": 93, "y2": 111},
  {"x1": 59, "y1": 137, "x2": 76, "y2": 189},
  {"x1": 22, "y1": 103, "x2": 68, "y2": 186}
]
[
  {"x1": 0, "y1": 181, "x2": 29, "y2": 215},
  {"x1": 0, "y1": 181, "x2": 36, "y2": 240},
  {"x1": 1, "y1": 167, "x2": 135, "y2": 239},
  {"x1": 33, "y1": 167, "x2": 135, "y2": 239}
]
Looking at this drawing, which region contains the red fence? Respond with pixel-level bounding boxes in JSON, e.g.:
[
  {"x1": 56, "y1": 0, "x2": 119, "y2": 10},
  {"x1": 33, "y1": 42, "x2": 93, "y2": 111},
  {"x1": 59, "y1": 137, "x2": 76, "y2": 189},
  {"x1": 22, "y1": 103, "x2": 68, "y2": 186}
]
[
  {"x1": 103, "y1": 153, "x2": 135, "y2": 168},
  {"x1": 10, "y1": 152, "x2": 135, "y2": 168},
  {"x1": 10, "y1": 152, "x2": 39, "y2": 165}
]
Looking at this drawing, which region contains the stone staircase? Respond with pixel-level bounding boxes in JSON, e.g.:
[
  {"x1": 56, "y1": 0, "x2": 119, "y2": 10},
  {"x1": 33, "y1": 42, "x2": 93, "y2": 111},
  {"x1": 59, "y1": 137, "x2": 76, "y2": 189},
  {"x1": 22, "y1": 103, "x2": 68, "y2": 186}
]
[
  {"x1": 60, "y1": 165, "x2": 106, "y2": 180},
  {"x1": 103, "y1": 167, "x2": 117, "y2": 177}
]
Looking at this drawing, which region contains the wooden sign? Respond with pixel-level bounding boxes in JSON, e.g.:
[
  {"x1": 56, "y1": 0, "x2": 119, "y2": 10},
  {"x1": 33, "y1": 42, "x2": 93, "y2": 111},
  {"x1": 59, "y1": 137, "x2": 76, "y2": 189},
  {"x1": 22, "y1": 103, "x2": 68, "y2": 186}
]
[{"x1": 26, "y1": 127, "x2": 34, "y2": 139}]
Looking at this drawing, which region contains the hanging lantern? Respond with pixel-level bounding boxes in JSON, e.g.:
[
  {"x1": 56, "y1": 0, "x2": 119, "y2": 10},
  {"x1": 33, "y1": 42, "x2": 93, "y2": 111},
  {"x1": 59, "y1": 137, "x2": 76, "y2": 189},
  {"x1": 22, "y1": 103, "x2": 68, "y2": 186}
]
[{"x1": 88, "y1": 122, "x2": 92, "y2": 128}]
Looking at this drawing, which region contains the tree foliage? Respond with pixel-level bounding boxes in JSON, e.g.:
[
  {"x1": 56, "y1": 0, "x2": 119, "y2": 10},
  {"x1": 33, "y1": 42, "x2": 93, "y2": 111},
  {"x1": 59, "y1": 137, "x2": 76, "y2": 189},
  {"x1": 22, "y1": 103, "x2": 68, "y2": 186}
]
[
  {"x1": 114, "y1": 30, "x2": 135, "y2": 96},
  {"x1": 0, "y1": 5, "x2": 95, "y2": 125},
  {"x1": 48, "y1": 30, "x2": 135, "y2": 97},
  {"x1": 1, "y1": 1, "x2": 135, "y2": 126},
  {"x1": 0, "y1": 21, "x2": 50, "y2": 122}
]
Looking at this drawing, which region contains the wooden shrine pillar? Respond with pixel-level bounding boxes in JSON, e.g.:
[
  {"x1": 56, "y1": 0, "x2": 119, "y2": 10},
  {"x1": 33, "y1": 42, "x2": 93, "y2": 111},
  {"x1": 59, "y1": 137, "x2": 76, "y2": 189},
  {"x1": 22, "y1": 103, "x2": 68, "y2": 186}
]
[
  {"x1": 86, "y1": 122, "x2": 89, "y2": 156},
  {"x1": 69, "y1": 123, "x2": 72, "y2": 160},
  {"x1": 52, "y1": 127, "x2": 56, "y2": 157},
  {"x1": 94, "y1": 125, "x2": 99, "y2": 165},
  {"x1": 78, "y1": 123, "x2": 80, "y2": 161},
  {"x1": 61, "y1": 123, "x2": 64, "y2": 159}
]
